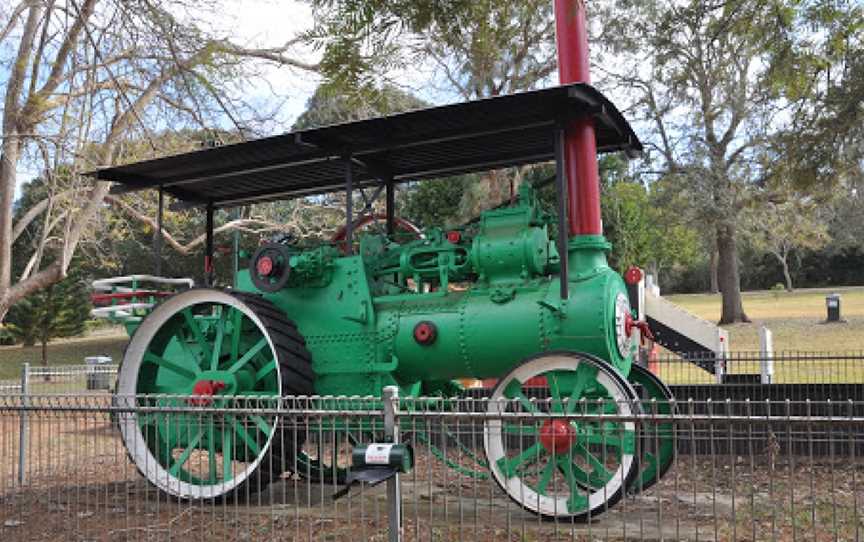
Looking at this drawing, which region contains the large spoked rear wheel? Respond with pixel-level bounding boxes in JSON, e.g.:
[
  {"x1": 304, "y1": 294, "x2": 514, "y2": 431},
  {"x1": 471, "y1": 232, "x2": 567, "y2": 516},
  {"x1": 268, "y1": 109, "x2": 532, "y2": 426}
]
[
  {"x1": 116, "y1": 289, "x2": 314, "y2": 500},
  {"x1": 484, "y1": 351, "x2": 641, "y2": 520}
]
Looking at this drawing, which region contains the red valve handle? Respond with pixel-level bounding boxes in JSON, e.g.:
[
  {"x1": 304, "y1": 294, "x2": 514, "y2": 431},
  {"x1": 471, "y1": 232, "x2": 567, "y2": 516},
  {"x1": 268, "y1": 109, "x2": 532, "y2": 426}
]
[{"x1": 625, "y1": 313, "x2": 654, "y2": 345}]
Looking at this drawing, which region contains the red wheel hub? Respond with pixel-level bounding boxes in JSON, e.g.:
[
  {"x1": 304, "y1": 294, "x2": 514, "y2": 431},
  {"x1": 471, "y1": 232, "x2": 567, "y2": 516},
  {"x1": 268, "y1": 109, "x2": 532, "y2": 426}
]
[
  {"x1": 539, "y1": 419, "x2": 576, "y2": 454},
  {"x1": 189, "y1": 380, "x2": 226, "y2": 406},
  {"x1": 256, "y1": 256, "x2": 274, "y2": 277}
]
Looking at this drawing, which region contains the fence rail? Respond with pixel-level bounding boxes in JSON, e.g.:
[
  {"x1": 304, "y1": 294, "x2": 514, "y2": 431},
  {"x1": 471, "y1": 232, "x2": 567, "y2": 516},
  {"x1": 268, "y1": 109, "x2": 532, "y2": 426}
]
[
  {"x1": 4, "y1": 350, "x2": 864, "y2": 397},
  {"x1": 655, "y1": 350, "x2": 864, "y2": 385},
  {"x1": 0, "y1": 393, "x2": 862, "y2": 541}
]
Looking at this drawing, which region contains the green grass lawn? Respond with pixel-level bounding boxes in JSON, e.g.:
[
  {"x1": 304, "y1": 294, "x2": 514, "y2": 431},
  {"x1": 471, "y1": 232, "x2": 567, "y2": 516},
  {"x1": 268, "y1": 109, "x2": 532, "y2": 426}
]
[
  {"x1": 665, "y1": 285, "x2": 864, "y2": 352},
  {"x1": 0, "y1": 329, "x2": 128, "y2": 381},
  {"x1": 661, "y1": 286, "x2": 864, "y2": 384}
]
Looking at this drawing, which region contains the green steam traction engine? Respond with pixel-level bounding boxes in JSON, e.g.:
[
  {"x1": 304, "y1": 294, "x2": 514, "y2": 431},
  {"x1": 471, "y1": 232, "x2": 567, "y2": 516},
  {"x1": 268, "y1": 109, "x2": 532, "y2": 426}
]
[{"x1": 91, "y1": 2, "x2": 675, "y2": 520}]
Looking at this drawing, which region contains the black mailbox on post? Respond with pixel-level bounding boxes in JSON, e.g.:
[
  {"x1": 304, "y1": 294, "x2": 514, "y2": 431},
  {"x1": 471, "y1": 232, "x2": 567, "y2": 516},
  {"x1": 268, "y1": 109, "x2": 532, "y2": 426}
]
[{"x1": 826, "y1": 293, "x2": 842, "y2": 322}]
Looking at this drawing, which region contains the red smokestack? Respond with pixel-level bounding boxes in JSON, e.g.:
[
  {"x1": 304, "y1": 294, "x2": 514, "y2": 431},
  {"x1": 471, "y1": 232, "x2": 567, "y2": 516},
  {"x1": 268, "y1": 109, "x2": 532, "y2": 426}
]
[{"x1": 554, "y1": 0, "x2": 602, "y2": 236}]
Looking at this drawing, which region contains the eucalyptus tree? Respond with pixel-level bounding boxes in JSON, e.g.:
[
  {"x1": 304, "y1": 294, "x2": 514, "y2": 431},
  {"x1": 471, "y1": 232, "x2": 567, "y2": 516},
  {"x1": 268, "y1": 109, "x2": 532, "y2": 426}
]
[
  {"x1": 0, "y1": 0, "x2": 318, "y2": 321},
  {"x1": 593, "y1": 0, "x2": 861, "y2": 323}
]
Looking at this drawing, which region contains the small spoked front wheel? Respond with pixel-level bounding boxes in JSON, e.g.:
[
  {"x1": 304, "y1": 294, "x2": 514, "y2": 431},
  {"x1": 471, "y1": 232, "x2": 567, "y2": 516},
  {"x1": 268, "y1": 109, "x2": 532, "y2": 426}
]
[{"x1": 484, "y1": 351, "x2": 641, "y2": 520}]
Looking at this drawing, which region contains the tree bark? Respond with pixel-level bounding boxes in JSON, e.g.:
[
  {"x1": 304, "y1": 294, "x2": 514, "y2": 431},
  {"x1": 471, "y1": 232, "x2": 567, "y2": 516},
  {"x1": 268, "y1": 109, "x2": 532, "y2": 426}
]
[
  {"x1": 709, "y1": 248, "x2": 719, "y2": 294},
  {"x1": 0, "y1": 4, "x2": 42, "y2": 307},
  {"x1": 717, "y1": 223, "x2": 750, "y2": 324},
  {"x1": 777, "y1": 254, "x2": 793, "y2": 292}
]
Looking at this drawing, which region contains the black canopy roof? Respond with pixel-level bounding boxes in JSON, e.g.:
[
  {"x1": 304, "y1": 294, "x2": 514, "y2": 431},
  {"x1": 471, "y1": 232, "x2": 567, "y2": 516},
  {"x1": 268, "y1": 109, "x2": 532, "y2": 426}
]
[{"x1": 90, "y1": 83, "x2": 641, "y2": 208}]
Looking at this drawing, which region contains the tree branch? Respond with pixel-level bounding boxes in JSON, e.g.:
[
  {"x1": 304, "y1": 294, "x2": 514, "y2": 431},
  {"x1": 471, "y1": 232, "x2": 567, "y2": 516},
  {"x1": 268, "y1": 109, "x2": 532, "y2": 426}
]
[{"x1": 104, "y1": 194, "x2": 288, "y2": 255}]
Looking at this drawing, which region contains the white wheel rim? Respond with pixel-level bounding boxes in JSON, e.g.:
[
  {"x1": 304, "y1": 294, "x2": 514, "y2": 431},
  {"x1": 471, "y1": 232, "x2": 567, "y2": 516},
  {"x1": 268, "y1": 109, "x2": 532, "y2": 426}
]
[
  {"x1": 117, "y1": 289, "x2": 281, "y2": 499},
  {"x1": 484, "y1": 353, "x2": 637, "y2": 518}
]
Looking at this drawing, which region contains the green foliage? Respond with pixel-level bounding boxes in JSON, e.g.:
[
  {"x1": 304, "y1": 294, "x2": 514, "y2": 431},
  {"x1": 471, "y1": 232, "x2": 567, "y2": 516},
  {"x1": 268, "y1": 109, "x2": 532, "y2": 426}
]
[
  {"x1": 0, "y1": 325, "x2": 15, "y2": 346},
  {"x1": 292, "y1": 84, "x2": 429, "y2": 129},
  {"x1": 399, "y1": 177, "x2": 468, "y2": 229},
  {"x1": 305, "y1": 1, "x2": 475, "y2": 93},
  {"x1": 5, "y1": 265, "x2": 91, "y2": 355},
  {"x1": 602, "y1": 181, "x2": 699, "y2": 281},
  {"x1": 742, "y1": 192, "x2": 831, "y2": 290},
  {"x1": 306, "y1": 0, "x2": 555, "y2": 99}
]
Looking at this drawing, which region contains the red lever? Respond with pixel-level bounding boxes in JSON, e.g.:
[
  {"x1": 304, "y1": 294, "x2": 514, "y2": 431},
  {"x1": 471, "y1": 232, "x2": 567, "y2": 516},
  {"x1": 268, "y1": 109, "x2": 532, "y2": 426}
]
[
  {"x1": 634, "y1": 320, "x2": 654, "y2": 343},
  {"x1": 625, "y1": 313, "x2": 654, "y2": 345}
]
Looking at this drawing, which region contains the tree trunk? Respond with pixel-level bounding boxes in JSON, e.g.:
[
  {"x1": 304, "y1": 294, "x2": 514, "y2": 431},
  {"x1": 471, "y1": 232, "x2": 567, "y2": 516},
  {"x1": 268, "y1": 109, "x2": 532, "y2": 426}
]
[
  {"x1": 709, "y1": 248, "x2": 719, "y2": 294},
  {"x1": 717, "y1": 223, "x2": 749, "y2": 324},
  {"x1": 778, "y1": 254, "x2": 793, "y2": 292}
]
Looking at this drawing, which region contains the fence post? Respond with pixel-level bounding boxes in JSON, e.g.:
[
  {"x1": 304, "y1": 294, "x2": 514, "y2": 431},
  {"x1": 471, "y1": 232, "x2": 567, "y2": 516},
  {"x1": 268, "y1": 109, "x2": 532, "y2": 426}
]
[
  {"x1": 382, "y1": 385, "x2": 402, "y2": 542},
  {"x1": 18, "y1": 362, "x2": 29, "y2": 486},
  {"x1": 714, "y1": 355, "x2": 725, "y2": 384},
  {"x1": 759, "y1": 326, "x2": 774, "y2": 384}
]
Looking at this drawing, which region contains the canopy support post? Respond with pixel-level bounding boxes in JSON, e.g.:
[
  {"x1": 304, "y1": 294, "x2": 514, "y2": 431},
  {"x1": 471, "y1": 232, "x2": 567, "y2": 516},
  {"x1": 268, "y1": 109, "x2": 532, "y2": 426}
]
[
  {"x1": 204, "y1": 202, "x2": 214, "y2": 286},
  {"x1": 154, "y1": 187, "x2": 164, "y2": 276},
  {"x1": 344, "y1": 155, "x2": 354, "y2": 255},
  {"x1": 554, "y1": 126, "x2": 569, "y2": 300},
  {"x1": 385, "y1": 177, "x2": 395, "y2": 236}
]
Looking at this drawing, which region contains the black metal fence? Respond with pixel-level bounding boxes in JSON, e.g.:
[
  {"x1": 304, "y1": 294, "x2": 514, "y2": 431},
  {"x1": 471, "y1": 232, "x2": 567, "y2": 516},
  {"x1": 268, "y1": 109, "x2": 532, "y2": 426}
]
[
  {"x1": 653, "y1": 350, "x2": 864, "y2": 403},
  {"x1": 0, "y1": 394, "x2": 862, "y2": 541}
]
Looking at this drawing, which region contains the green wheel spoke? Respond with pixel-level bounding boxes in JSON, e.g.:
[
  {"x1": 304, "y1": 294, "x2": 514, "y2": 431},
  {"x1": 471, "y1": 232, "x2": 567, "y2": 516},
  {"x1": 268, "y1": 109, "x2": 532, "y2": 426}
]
[
  {"x1": 169, "y1": 427, "x2": 204, "y2": 476},
  {"x1": 227, "y1": 416, "x2": 262, "y2": 456},
  {"x1": 496, "y1": 442, "x2": 545, "y2": 479},
  {"x1": 181, "y1": 308, "x2": 213, "y2": 363},
  {"x1": 565, "y1": 363, "x2": 599, "y2": 415},
  {"x1": 548, "y1": 371, "x2": 565, "y2": 413},
  {"x1": 502, "y1": 380, "x2": 540, "y2": 414},
  {"x1": 143, "y1": 352, "x2": 198, "y2": 381},
  {"x1": 556, "y1": 455, "x2": 589, "y2": 513},
  {"x1": 536, "y1": 459, "x2": 556, "y2": 495},
  {"x1": 556, "y1": 455, "x2": 605, "y2": 489},
  {"x1": 250, "y1": 414, "x2": 274, "y2": 436},
  {"x1": 229, "y1": 308, "x2": 242, "y2": 363},
  {"x1": 227, "y1": 337, "x2": 268, "y2": 374},
  {"x1": 254, "y1": 360, "x2": 276, "y2": 383},
  {"x1": 582, "y1": 428, "x2": 636, "y2": 452},
  {"x1": 642, "y1": 451, "x2": 658, "y2": 476},
  {"x1": 501, "y1": 423, "x2": 539, "y2": 436},
  {"x1": 574, "y1": 443, "x2": 613, "y2": 483},
  {"x1": 210, "y1": 310, "x2": 226, "y2": 371}
]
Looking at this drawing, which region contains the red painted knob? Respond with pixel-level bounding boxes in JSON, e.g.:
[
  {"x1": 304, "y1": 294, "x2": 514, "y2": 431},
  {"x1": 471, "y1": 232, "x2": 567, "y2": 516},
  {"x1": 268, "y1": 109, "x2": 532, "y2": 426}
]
[
  {"x1": 446, "y1": 231, "x2": 462, "y2": 244},
  {"x1": 256, "y1": 256, "x2": 274, "y2": 276},
  {"x1": 413, "y1": 321, "x2": 437, "y2": 345},
  {"x1": 624, "y1": 266, "x2": 643, "y2": 285},
  {"x1": 539, "y1": 419, "x2": 576, "y2": 454}
]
